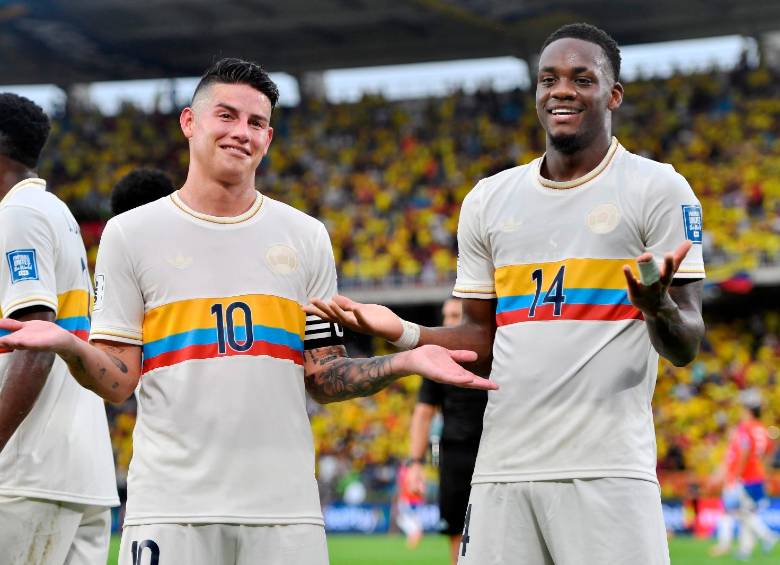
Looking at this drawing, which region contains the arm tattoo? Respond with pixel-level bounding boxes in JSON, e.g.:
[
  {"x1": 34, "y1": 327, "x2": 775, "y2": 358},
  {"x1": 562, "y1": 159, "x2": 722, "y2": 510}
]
[
  {"x1": 304, "y1": 345, "x2": 398, "y2": 403},
  {"x1": 106, "y1": 346, "x2": 129, "y2": 374},
  {"x1": 107, "y1": 354, "x2": 129, "y2": 374}
]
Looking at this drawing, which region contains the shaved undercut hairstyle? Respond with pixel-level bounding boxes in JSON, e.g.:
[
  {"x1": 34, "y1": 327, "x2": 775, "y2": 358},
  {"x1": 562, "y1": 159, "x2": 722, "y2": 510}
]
[
  {"x1": 0, "y1": 93, "x2": 51, "y2": 169},
  {"x1": 192, "y1": 58, "x2": 280, "y2": 109},
  {"x1": 541, "y1": 23, "x2": 622, "y2": 82}
]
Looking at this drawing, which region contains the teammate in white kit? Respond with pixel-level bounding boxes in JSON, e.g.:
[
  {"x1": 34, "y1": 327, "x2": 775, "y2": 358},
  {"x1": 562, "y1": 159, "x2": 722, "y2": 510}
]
[
  {"x1": 307, "y1": 24, "x2": 705, "y2": 565},
  {"x1": 0, "y1": 93, "x2": 119, "y2": 564},
  {"x1": 0, "y1": 60, "x2": 495, "y2": 565}
]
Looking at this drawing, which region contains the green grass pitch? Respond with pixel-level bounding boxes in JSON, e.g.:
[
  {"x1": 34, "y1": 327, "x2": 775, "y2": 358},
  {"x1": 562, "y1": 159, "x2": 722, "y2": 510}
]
[{"x1": 108, "y1": 533, "x2": 779, "y2": 563}]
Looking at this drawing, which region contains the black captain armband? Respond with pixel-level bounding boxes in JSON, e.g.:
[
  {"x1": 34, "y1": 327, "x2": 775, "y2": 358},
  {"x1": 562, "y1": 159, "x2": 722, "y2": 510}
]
[{"x1": 304, "y1": 315, "x2": 344, "y2": 349}]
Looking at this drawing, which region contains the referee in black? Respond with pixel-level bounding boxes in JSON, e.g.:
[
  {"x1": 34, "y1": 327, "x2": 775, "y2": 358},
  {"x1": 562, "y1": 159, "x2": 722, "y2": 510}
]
[{"x1": 406, "y1": 297, "x2": 488, "y2": 565}]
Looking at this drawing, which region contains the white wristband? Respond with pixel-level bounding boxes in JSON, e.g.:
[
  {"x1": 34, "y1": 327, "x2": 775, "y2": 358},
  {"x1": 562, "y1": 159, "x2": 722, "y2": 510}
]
[
  {"x1": 390, "y1": 319, "x2": 420, "y2": 350},
  {"x1": 637, "y1": 259, "x2": 660, "y2": 285}
]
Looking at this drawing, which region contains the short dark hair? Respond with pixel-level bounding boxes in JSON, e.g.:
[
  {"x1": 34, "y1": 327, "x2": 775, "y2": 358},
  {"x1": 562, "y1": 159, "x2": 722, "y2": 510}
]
[
  {"x1": 111, "y1": 168, "x2": 175, "y2": 216},
  {"x1": 0, "y1": 93, "x2": 51, "y2": 168},
  {"x1": 192, "y1": 58, "x2": 279, "y2": 108},
  {"x1": 541, "y1": 23, "x2": 621, "y2": 82}
]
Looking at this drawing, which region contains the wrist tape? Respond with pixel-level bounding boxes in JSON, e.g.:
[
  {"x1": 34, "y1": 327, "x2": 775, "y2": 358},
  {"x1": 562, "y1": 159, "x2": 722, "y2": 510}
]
[{"x1": 389, "y1": 319, "x2": 420, "y2": 350}]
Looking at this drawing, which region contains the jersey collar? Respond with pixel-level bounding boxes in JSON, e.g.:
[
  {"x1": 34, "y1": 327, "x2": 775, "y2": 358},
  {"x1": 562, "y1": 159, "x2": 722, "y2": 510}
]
[
  {"x1": 169, "y1": 190, "x2": 264, "y2": 224},
  {"x1": 536, "y1": 137, "x2": 620, "y2": 190},
  {"x1": 0, "y1": 177, "x2": 46, "y2": 206}
]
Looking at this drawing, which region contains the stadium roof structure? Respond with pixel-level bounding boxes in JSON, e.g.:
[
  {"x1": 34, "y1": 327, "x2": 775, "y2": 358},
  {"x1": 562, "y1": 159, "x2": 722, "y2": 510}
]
[{"x1": 2, "y1": 0, "x2": 780, "y2": 86}]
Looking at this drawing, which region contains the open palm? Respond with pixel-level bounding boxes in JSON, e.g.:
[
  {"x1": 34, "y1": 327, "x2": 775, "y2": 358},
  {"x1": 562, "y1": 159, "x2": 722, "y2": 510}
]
[
  {"x1": 0, "y1": 318, "x2": 73, "y2": 354},
  {"x1": 402, "y1": 345, "x2": 496, "y2": 391}
]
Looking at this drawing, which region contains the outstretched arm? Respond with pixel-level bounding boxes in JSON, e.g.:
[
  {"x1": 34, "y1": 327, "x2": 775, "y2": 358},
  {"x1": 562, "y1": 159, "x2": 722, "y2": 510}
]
[
  {"x1": 0, "y1": 307, "x2": 56, "y2": 453},
  {"x1": 623, "y1": 240, "x2": 705, "y2": 367},
  {"x1": 303, "y1": 344, "x2": 496, "y2": 404},
  {"x1": 0, "y1": 318, "x2": 141, "y2": 404},
  {"x1": 305, "y1": 297, "x2": 496, "y2": 375}
]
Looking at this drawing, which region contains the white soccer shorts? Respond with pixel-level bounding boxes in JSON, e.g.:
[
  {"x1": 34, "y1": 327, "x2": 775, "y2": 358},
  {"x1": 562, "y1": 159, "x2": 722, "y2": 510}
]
[
  {"x1": 119, "y1": 523, "x2": 328, "y2": 565},
  {"x1": 457, "y1": 478, "x2": 669, "y2": 565},
  {"x1": 0, "y1": 495, "x2": 111, "y2": 565}
]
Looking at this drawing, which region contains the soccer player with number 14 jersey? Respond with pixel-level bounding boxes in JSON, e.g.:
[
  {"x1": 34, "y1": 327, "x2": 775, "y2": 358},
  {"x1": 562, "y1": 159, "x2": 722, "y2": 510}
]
[{"x1": 309, "y1": 23, "x2": 706, "y2": 565}]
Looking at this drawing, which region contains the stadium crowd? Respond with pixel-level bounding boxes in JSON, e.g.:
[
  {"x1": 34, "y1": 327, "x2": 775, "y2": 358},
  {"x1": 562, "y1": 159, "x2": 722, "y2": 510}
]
[
  {"x1": 44, "y1": 61, "x2": 780, "y2": 286},
  {"x1": 41, "y1": 60, "x2": 780, "y2": 502}
]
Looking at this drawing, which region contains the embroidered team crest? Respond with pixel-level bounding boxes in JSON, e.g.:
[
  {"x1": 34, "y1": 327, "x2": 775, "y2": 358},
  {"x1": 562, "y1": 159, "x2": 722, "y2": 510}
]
[
  {"x1": 586, "y1": 203, "x2": 621, "y2": 234},
  {"x1": 265, "y1": 244, "x2": 299, "y2": 275},
  {"x1": 6, "y1": 249, "x2": 39, "y2": 284},
  {"x1": 681, "y1": 205, "x2": 703, "y2": 244}
]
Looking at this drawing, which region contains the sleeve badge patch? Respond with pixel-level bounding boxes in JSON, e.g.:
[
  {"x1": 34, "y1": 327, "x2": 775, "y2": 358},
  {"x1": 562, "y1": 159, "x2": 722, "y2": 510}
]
[
  {"x1": 6, "y1": 249, "x2": 39, "y2": 284},
  {"x1": 93, "y1": 274, "x2": 106, "y2": 310},
  {"x1": 681, "y1": 205, "x2": 703, "y2": 244}
]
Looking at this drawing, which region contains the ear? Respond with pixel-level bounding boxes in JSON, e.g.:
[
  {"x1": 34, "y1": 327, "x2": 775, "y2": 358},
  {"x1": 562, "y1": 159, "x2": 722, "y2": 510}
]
[
  {"x1": 180, "y1": 107, "x2": 194, "y2": 139},
  {"x1": 261, "y1": 127, "x2": 274, "y2": 157},
  {"x1": 608, "y1": 81, "x2": 624, "y2": 111}
]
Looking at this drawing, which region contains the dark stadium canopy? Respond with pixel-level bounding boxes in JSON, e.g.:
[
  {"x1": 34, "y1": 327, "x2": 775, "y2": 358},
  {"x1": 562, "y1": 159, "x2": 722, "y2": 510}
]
[{"x1": 2, "y1": 0, "x2": 780, "y2": 85}]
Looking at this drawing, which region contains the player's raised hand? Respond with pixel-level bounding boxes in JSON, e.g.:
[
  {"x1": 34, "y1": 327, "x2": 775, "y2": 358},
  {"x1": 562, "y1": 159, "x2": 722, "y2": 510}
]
[
  {"x1": 622, "y1": 240, "x2": 692, "y2": 316},
  {"x1": 0, "y1": 318, "x2": 74, "y2": 355},
  {"x1": 305, "y1": 295, "x2": 404, "y2": 341},
  {"x1": 395, "y1": 344, "x2": 497, "y2": 391}
]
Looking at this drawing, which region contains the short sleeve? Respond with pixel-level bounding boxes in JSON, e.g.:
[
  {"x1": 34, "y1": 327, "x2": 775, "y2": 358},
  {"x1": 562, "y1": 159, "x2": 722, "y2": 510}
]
[
  {"x1": 417, "y1": 377, "x2": 443, "y2": 407},
  {"x1": 306, "y1": 223, "x2": 338, "y2": 302},
  {"x1": 644, "y1": 169, "x2": 705, "y2": 280},
  {"x1": 453, "y1": 181, "x2": 496, "y2": 299},
  {"x1": 0, "y1": 205, "x2": 58, "y2": 317},
  {"x1": 304, "y1": 222, "x2": 343, "y2": 350},
  {"x1": 89, "y1": 219, "x2": 145, "y2": 345}
]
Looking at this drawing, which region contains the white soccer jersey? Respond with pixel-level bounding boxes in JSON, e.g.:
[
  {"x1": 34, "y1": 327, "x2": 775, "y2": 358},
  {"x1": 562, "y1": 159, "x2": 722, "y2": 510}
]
[
  {"x1": 90, "y1": 191, "x2": 339, "y2": 526},
  {"x1": 0, "y1": 178, "x2": 118, "y2": 506},
  {"x1": 453, "y1": 138, "x2": 705, "y2": 485}
]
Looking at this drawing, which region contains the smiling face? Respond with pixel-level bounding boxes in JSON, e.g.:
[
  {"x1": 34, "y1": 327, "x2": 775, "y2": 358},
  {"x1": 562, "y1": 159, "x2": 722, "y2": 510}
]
[
  {"x1": 535, "y1": 37, "x2": 623, "y2": 155},
  {"x1": 180, "y1": 82, "x2": 274, "y2": 185}
]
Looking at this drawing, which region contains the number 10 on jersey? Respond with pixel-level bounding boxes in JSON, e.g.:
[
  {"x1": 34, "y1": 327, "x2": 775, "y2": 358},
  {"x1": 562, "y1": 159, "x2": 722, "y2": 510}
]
[{"x1": 210, "y1": 302, "x2": 254, "y2": 354}]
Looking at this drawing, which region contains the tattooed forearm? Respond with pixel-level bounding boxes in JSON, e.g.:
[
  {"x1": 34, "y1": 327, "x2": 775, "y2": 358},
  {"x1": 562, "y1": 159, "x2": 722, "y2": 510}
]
[
  {"x1": 107, "y1": 353, "x2": 129, "y2": 374},
  {"x1": 61, "y1": 351, "x2": 89, "y2": 380},
  {"x1": 58, "y1": 341, "x2": 140, "y2": 403},
  {"x1": 304, "y1": 346, "x2": 400, "y2": 403}
]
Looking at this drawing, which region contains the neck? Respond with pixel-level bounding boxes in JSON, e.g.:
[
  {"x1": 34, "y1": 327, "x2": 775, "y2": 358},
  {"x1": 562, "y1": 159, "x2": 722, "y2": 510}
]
[
  {"x1": 0, "y1": 157, "x2": 36, "y2": 201},
  {"x1": 541, "y1": 131, "x2": 613, "y2": 183},
  {"x1": 178, "y1": 164, "x2": 258, "y2": 217}
]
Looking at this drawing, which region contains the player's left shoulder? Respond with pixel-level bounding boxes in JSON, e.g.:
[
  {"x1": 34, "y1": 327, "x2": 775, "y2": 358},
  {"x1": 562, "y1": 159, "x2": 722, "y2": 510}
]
[
  {"x1": 621, "y1": 149, "x2": 693, "y2": 195},
  {"x1": 262, "y1": 195, "x2": 324, "y2": 230}
]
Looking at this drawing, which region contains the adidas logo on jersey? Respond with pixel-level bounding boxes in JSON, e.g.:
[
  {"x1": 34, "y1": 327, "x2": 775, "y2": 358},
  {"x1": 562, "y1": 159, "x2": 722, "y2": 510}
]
[{"x1": 166, "y1": 253, "x2": 193, "y2": 269}]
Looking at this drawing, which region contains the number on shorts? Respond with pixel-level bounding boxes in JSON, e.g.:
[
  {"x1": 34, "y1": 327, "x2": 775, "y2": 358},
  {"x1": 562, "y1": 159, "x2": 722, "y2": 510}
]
[
  {"x1": 131, "y1": 539, "x2": 160, "y2": 565},
  {"x1": 461, "y1": 503, "x2": 472, "y2": 556}
]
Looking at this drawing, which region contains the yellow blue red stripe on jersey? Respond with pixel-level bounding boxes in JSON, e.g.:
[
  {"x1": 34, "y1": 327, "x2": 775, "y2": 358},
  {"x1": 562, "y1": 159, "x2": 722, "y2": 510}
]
[
  {"x1": 0, "y1": 289, "x2": 90, "y2": 354},
  {"x1": 141, "y1": 294, "x2": 305, "y2": 373},
  {"x1": 57, "y1": 289, "x2": 91, "y2": 341},
  {"x1": 495, "y1": 258, "x2": 642, "y2": 327}
]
